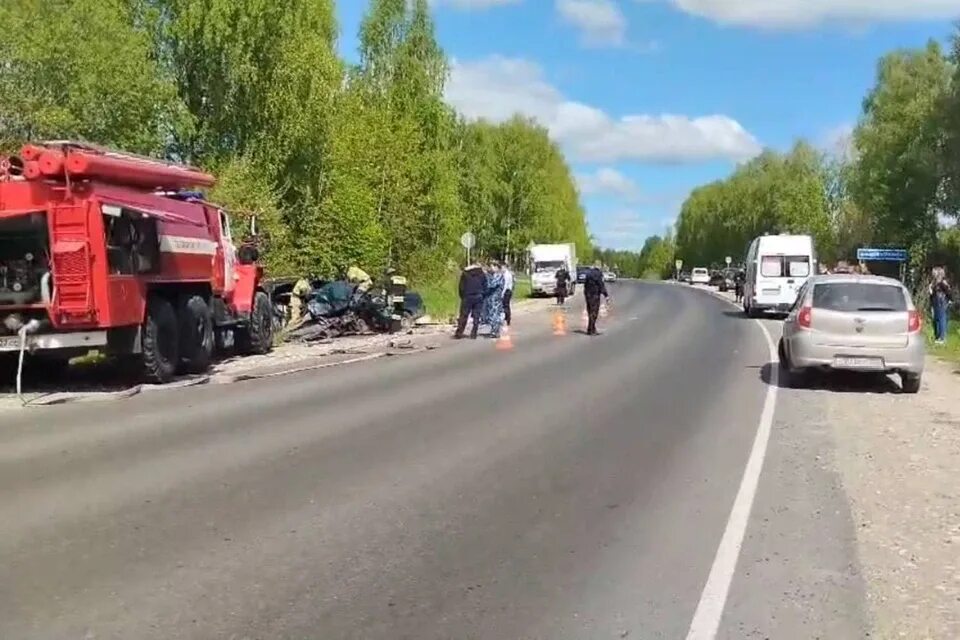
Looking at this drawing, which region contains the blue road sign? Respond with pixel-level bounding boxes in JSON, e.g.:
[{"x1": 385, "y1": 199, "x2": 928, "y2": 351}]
[{"x1": 856, "y1": 247, "x2": 908, "y2": 262}]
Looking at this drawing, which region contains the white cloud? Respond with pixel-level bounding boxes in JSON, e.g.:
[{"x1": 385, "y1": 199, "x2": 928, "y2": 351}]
[
  {"x1": 594, "y1": 210, "x2": 649, "y2": 248},
  {"x1": 556, "y1": 0, "x2": 627, "y2": 47},
  {"x1": 446, "y1": 55, "x2": 762, "y2": 164},
  {"x1": 820, "y1": 123, "x2": 855, "y2": 160},
  {"x1": 430, "y1": 0, "x2": 521, "y2": 8},
  {"x1": 669, "y1": 0, "x2": 960, "y2": 29},
  {"x1": 577, "y1": 168, "x2": 641, "y2": 199}
]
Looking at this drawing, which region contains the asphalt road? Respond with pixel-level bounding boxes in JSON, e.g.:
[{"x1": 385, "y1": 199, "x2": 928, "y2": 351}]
[{"x1": 0, "y1": 282, "x2": 868, "y2": 639}]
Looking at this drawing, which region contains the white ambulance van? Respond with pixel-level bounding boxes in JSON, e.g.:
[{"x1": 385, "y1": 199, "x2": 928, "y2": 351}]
[{"x1": 743, "y1": 234, "x2": 816, "y2": 316}]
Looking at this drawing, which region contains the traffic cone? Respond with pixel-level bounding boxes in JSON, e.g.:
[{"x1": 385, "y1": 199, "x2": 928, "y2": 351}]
[
  {"x1": 495, "y1": 325, "x2": 514, "y2": 351},
  {"x1": 552, "y1": 311, "x2": 567, "y2": 336}
]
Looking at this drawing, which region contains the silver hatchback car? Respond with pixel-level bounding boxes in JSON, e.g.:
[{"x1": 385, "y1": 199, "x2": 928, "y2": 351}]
[{"x1": 778, "y1": 274, "x2": 925, "y2": 393}]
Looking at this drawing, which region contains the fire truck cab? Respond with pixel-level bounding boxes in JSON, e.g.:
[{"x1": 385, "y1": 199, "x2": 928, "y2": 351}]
[{"x1": 0, "y1": 142, "x2": 273, "y2": 383}]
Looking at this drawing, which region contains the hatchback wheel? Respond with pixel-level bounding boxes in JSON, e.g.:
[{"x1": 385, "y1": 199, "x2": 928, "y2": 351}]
[
  {"x1": 777, "y1": 339, "x2": 808, "y2": 388},
  {"x1": 901, "y1": 372, "x2": 921, "y2": 394}
]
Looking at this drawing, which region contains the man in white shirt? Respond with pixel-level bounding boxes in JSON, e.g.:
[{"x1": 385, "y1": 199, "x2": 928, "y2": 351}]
[{"x1": 502, "y1": 262, "x2": 514, "y2": 326}]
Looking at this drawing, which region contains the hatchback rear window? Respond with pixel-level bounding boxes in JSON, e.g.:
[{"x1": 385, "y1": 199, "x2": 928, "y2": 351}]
[{"x1": 812, "y1": 283, "x2": 907, "y2": 312}]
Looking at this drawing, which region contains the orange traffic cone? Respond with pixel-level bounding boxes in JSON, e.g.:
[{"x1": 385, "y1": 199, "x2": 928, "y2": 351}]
[
  {"x1": 496, "y1": 325, "x2": 514, "y2": 351},
  {"x1": 552, "y1": 311, "x2": 567, "y2": 336}
]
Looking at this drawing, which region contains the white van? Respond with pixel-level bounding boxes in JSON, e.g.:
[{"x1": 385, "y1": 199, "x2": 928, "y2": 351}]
[{"x1": 743, "y1": 234, "x2": 816, "y2": 316}]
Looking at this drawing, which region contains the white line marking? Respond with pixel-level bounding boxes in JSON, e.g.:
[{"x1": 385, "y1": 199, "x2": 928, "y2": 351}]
[{"x1": 685, "y1": 291, "x2": 779, "y2": 640}]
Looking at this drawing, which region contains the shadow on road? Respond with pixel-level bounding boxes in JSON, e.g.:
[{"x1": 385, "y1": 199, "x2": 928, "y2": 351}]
[
  {"x1": 572, "y1": 329, "x2": 601, "y2": 336},
  {"x1": 759, "y1": 362, "x2": 902, "y2": 394},
  {"x1": 721, "y1": 309, "x2": 788, "y2": 321}
]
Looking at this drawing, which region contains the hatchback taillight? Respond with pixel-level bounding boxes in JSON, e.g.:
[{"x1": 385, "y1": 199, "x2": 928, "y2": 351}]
[
  {"x1": 797, "y1": 306, "x2": 812, "y2": 329},
  {"x1": 908, "y1": 309, "x2": 922, "y2": 333}
]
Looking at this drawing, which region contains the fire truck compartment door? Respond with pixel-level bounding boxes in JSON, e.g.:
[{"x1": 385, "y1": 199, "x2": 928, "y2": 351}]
[{"x1": 52, "y1": 239, "x2": 94, "y2": 322}]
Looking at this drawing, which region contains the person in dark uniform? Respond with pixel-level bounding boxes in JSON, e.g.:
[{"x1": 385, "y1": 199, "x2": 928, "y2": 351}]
[
  {"x1": 454, "y1": 263, "x2": 487, "y2": 339},
  {"x1": 734, "y1": 269, "x2": 745, "y2": 304},
  {"x1": 583, "y1": 261, "x2": 609, "y2": 335},
  {"x1": 555, "y1": 266, "x2": 571, "y2": 305}
]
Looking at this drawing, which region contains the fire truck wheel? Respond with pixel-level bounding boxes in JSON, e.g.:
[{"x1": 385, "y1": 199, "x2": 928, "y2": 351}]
[
  {"x1": 142, "y1": 297, "x2": 180, "y2": 384},
  {"x1": 178, "y1": 295, "x2": 214, "y2": 374},
  {"x1": 236, "y1": 291, "x2": 273, "y2": 355}
]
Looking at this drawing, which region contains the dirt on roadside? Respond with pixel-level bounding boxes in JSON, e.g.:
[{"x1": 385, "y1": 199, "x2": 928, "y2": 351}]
[{"x1": 828, "y1": 360, "x2": 960, "y2": 639}]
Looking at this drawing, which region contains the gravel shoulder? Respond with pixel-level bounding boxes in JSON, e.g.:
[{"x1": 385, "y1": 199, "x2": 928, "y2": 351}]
[
  {"x1": 827, "y1": 357, "x2": 960, "y2": 639},
  {"x1": 691, "y1": 282, "x2": 960, "y2": 638}
]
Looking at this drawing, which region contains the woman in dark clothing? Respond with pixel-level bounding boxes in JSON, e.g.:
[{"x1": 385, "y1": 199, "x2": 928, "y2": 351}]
[
  {"x1": 555, "y1": 267, "x2": 571, "y2": 305},
  {"x1": 929, "y1": 266, "x2": 951, "y2": 344}
]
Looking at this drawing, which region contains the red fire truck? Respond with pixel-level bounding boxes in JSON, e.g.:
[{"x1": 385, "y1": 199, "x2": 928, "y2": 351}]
[{"x1": 0, "y1": 142, "x2": 273, "y2": 383}]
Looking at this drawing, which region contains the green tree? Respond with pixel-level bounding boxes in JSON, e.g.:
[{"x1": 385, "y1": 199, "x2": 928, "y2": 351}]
[
  {"x1": 0, "y1": 0, "x2": 189, "y2": 154},
  {"x1": 456, "y1": 116, "x2": 591, "y2": 264},
  {"x1": 637, "y1": 234, "x2": 675, "y2": 278},
  {"x1": 0, "y1": 0, "x2": 594, "y2": 293},
  {"x1": 333, "y1": 0, "x2": 462, "y2": 277},
  {"x1": 140, "y1": 0, "x2": 342, "y2": 166},
  {"x1": 674, "y1": 142, "x2": 832, "y2": 267},
  {"x1": 851, "y1": 41, "x2": 950, "y2": 264}
]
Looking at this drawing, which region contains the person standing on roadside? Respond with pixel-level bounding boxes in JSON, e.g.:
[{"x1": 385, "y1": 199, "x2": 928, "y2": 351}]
[
  {"x1": 502, "y1": 262, "x2": 514, "y2": 327},
  {"x1": 555, "y1": 265, "x2": 571, "y2": 305},
  {"x1": 454, "y1": 262, "x2": 486, "y2": 339},
  {"x1": 583, "y1": 260, "x2": 609, "y2": 336},
  {"x1": 484, "y1": 261, "x2": 506, "y2": 338},
  {"x1": 929, "y1": 266, "x2": 951, "y2": 344}
]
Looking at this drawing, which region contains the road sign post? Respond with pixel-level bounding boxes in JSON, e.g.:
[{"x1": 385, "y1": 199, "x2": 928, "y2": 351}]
[
  {"x1": 856, "y1": 247, "x2": 908, "y2": 262},
  {"x1": 675, "y1": 259, "x2": 683, "y2": 280},
  {"x1": 460, "y1": 231, "x2": 476, "y2": 264},
  {"x1": 725, "y1": 256, "x2": 732, "y2": 266},
  {"x1": 856, "y1": 247, "x2": 908, "y2": 281}
]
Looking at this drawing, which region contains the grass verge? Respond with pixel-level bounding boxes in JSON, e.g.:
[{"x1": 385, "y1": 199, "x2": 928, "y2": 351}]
[{"x1": 925, "y1": 321, "x2": 960, "y2": 363}]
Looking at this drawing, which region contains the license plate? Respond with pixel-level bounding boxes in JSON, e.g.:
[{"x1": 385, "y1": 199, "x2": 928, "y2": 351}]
[{"x1": 833, "y1": 356, "x2": 883, "y2": 369}]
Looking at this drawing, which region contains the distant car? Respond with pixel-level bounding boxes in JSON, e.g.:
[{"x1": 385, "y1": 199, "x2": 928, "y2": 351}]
[
  {"x1": 708, "y1": 271, "x2": 726, "y2": 288},
  {"x1": 718, "y1": 268, "x2": 738, "y2": 292},
  {"x1": 779, "y1": 274, "x2": 925, "y2": 393},
  {"x1": 691, "y1": 267, "x2": 710, "y2": 285},
  {"x1": 678, "y1": 271, "x2": 692, "y2": 284},
  {"x1": 603, "y1": 271, "x2": 616, "y2": 283}
]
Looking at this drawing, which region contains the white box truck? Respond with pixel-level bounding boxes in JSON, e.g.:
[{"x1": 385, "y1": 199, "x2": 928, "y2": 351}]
[{"x1": 528, "y1": 243, "x2": 577, "y2": 297}]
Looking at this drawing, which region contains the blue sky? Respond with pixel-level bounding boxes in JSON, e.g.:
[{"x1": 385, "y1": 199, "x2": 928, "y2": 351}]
[{"x1": 335, "y1": 0, "x2": 958, "y2": 250}]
